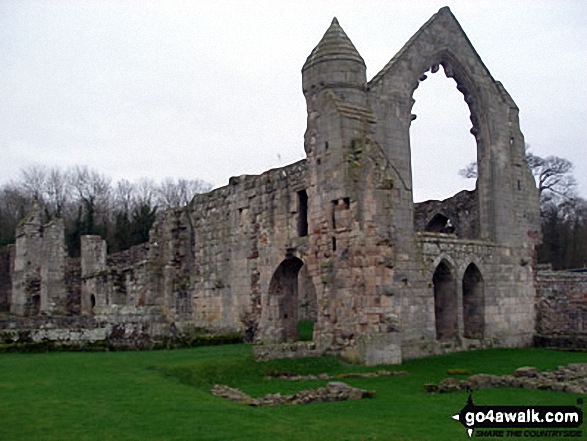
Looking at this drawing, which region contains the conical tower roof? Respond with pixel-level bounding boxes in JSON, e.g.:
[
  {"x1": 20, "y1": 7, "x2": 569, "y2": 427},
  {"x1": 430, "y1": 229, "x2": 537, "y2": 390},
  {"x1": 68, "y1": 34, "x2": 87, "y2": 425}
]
[{"x1": 303, "y1": 18, "x2": 365, "y2": 71}]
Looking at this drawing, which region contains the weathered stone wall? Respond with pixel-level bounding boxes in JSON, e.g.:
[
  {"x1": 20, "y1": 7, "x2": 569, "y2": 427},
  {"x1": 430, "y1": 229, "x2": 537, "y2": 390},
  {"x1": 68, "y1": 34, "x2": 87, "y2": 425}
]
[
  {"x1": 535, "y1": 270, "x2": 587, "y2": 349},
  {"x1": 414, "y1": 189, "x2": 479, "y2": 239},
  {"x1": 65, "y1": 257, "x2": 81, "y2": 315},
  {"x1": 81, "y1": 238, "x2": 150, "y2": 313},
  {"x1": 0, "y1": 307, "x2": 241, "y2": 351},
  {"x1": 401, "y1": 234, "x2": 536, "y2": 359},
  {"x1": 10, "y1": 209, "x2": 68, "y2": 316},
  {"x1": 148, "y1": 160, "x2": 312, "y2": 340}
]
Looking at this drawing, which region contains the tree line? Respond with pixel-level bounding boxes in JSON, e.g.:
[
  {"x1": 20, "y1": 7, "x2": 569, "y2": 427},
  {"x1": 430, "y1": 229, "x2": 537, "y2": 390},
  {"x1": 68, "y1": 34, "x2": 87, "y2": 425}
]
[
  {"x1": 461, "y1": 149, "x2": 587, "y2": 270},
  {"x1": 1, "y1": 152, "x2": 585, "y2": 270},
  {"x1": 0, "y1": 165, "x2": 212, "y2": 256}
]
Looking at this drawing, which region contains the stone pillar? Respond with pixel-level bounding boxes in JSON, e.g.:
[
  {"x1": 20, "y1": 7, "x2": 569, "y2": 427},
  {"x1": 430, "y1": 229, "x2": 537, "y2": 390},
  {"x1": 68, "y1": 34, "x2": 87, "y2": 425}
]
[
  {"x1": 10, "y1": 207, "x2": 43, "y2": 316},
  {"x1": 81, "y1": 235, "x2": 107, "y2": 314},
  {"x1": 39, "y1": 219, "x2": 68, "y2": 314}
]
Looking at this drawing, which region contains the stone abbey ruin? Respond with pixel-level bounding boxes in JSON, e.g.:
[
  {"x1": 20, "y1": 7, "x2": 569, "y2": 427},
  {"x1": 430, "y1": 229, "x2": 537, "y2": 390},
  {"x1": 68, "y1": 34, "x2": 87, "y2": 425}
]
[{"x1": 1, "y1": 8, "x2": 585, "y2": 364}]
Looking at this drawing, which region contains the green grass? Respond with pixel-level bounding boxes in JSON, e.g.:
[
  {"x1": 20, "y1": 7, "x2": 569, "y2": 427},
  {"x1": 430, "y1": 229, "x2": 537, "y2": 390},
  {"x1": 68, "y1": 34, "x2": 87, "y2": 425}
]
[
  {"x1": 297, "y1": 320, "x2": 314, "y2": 342},
  {"x1": 0, "y1": 346, "x2": 585, "y2": 440}
]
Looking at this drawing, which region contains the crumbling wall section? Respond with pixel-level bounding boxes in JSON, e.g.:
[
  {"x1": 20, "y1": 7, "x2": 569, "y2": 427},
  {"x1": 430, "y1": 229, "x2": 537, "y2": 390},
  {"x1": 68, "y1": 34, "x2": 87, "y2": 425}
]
[
  {"x1": 10, "y1": 209, "x2": 68, "y2": 316},
  {"x1": 535, "y1": 270, "x2": 587, "y2": 349},
  {"x1": 148, "y1": 160, "x2": 311, "y2": 340},
  {"x1": 81, "y1": 237, "x2": 150, "y2": 312},
  {"x1": 414, "y1": 189, "x2": 479, "y2": 238},
  {"x1": 65, "y1": 257, "x2": 81, "y2": 315},
  {"x1": 40, "y1": 220, "x2": 68, "y2": 314}
]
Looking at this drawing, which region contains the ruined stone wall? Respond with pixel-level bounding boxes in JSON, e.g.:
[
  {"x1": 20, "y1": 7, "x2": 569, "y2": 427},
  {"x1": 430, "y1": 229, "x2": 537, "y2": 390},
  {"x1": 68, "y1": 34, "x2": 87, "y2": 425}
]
[
  {"x1": 0, "y1": 307, "x2": 240, "y2": 351},
  {"x1": 81, "y1": 237, "x2": 150, "y2": 313},
  {"x1": 414, "y1": 189, "x2": 479, "y2": 239},
  {"x1": 148, "y1": 160, "x2": 313, "y2": 340},
  {"x1": 400, "y1": 234, "x2": 536, "y2": 360},
  {"x1": 10, "y1": 209, "x2": 68, "y2": 316},
  {"x1": 535, "y1": 270, "x2": 587, "y2": 349},
  {"x1": 65, "y1": 258, "x2": 81, "y2": 315}
]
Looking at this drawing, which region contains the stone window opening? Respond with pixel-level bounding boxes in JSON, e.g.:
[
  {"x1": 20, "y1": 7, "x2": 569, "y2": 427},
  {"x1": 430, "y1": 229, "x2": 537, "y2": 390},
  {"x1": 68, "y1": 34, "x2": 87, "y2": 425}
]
[
  {"x1": 425, "y1": 213, "x2": 456, "y2": 234},
  {"x1": 90, "y1": 294, "x2": 96, "y2": 309},
  {"x1": 332, "y1": 198, "x2": 351, "y2": 231},
  {"x1": 409, "y1": 62, "x2": 478, "y2": 203},
  {"x1": 462, "y1": 263, "x2": 484, "y2": 339},
  {"x1": 331, "y1": 199, "x2": 338, "y2": 229},
  {"x1": 31, "y1": 294, "x2": 41, "y2": 316},
  {"x1": 433, "y1": 260, "x2": 458, "y2": 340},
  {"x1": 297, "y1": 190, "x2": 308, "y2": 237}
]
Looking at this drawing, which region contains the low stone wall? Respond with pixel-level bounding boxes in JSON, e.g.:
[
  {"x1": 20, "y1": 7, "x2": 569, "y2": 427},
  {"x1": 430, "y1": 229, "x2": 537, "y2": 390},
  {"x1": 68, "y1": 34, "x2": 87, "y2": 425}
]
[
  {"x1": 253, "y1": 341, "x2": 326, "y2": 361},
  {"x1": 0, "y1": 308, "x2": 242, "y2": 352},
  {"x1": 535, "y1": 270, "x2": 587, "y2": 350}
]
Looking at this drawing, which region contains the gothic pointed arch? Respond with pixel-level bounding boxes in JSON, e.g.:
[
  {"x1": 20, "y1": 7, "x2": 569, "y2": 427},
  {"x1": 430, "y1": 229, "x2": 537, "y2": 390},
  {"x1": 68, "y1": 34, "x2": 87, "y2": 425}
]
[
  {"x1": 368, "y1": 6, "x2": 539, "y2": 245},
  {"x1": 462, "y1": 263, "x2": 484, "y2": 339},
  {"x1": 433, "y1": 259, "x2": 457, "y2": 340}
]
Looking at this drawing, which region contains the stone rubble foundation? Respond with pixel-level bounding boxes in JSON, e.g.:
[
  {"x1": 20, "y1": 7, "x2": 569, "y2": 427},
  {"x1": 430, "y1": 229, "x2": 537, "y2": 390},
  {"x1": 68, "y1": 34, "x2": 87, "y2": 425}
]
[
  {"x1": 211, "y1": 381, "x2": 375, "y2": 406},
  {"x1": 425, "y1": 363, "x2": 587, "y2": 394}
]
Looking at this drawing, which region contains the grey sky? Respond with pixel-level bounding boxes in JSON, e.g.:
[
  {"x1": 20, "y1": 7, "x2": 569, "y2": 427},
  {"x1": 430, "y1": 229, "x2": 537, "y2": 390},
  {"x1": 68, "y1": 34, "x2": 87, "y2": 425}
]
[{"x1": 1, "y1": 0, "x2": 586, "y2": 202}]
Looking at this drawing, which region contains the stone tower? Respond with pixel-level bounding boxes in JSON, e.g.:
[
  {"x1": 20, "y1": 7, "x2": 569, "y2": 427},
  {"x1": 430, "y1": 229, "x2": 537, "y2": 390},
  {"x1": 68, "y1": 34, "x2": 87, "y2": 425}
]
[{"x1": 302, "y1": 18, "x2": 401, "y2": 364}]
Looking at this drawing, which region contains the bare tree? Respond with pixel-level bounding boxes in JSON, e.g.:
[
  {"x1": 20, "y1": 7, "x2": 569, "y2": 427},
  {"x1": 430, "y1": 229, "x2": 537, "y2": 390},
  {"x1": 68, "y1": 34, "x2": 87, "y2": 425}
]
[
  {"x1": 113, "y1": 179, "x2": 135, "y2": 215},
  {"x1": 69, "y1": 165, "x2": 112, "y2": 233},
  {"x1": 459, "y1": 148, "x2": 576, "y2": 199},
  {"x1": 528, "y1": 153, "x2": 576, "y2": 199},
  {"x1": 45, "y1": 167, "x2": 72, "y2": 218},
  {"x1": 135, "y1": 178, "x2": 156, "y2": 208},
  {"x1": 20, "y1": 165, "x2": 48, "y2": 203},
  {"x1": 156, "y1": 177, "x2": 212, "y2": 209}
]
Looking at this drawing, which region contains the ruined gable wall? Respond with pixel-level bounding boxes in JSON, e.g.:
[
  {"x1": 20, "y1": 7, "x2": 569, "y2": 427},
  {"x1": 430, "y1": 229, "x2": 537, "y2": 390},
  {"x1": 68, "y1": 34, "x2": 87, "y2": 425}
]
[
  {"x1": 365, "y1": 8, "x2": 538, "y2": 359},
  {"x1": 148, "y1": 160, "x2": 310, "y2": 338}
]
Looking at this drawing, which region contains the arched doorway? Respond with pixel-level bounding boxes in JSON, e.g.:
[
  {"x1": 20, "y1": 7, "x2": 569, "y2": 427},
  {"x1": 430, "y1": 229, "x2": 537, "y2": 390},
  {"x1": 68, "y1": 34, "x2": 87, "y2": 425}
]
[
  {"x1": 267, "y1": 257, "x2": 304, "y2": 342},
  {"x1": 433, "y1": 260, "x2": 457, "y2": 340},
  {"x1": 462, "y1": 263, "x2": 484, "y2": 339}
]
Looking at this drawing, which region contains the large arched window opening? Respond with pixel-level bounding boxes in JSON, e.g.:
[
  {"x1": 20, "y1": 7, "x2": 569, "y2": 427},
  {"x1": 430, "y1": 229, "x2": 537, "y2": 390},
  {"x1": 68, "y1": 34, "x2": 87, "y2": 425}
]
[
  {"x1": 410, "y1": 64, "x2": 477, "y2": 203},
  {"x1": 462, "y1": 263, "x2": 484, "y2": 339},
  {"x1": 433, "y1": 260, "x2": 457, "y2": 340}
]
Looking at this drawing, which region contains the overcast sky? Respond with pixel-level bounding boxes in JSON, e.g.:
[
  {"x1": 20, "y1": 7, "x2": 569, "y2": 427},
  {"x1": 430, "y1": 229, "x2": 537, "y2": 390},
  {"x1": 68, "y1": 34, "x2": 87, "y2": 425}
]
[{"x1": 1, "y1": 0, "x2": 585, "y2": 202}]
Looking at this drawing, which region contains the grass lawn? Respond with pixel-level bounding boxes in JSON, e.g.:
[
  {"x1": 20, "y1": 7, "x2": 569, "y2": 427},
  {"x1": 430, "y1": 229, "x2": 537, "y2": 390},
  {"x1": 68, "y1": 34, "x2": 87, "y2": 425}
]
[{"x1": 0, "y1": 345, "x2": 585, "y2": 440}]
